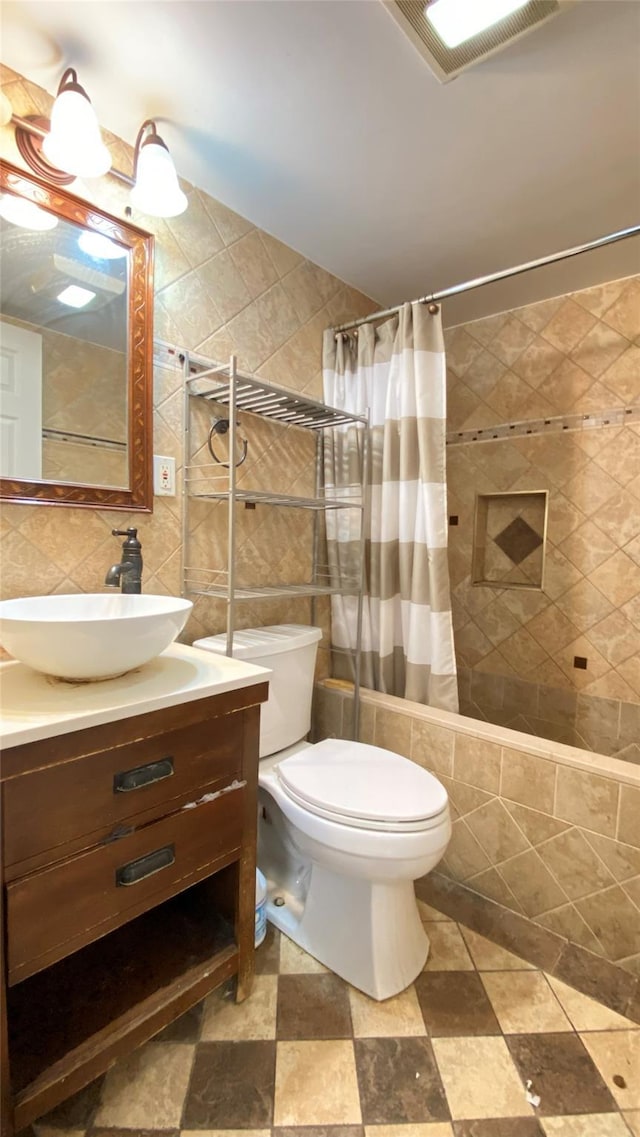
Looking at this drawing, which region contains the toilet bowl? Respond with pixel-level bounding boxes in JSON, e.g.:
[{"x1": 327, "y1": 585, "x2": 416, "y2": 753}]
[{"x1": 193, "y1": 625, "x2": 451, "y2": 1000}]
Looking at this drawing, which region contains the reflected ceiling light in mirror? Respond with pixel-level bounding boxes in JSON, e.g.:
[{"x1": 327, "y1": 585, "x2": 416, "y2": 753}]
[
  {"x1": 425, "y1": 0, "x2": 528, "y2": 46},
  {"x1": 57, "y1": 284, "x2": 96, "y2": 308},
  {"x1": 78, "y1": 231, "x2": 128, "y2": 260},
  {"x1": 41, "y1": 68, "x2": 112, "y2": 179},
  {"x1": 130, "y1": 120, "x2": 188, "y2": 218},
  {"x1": 0, "y1": 192, "x2": 58, "y2": 231}
]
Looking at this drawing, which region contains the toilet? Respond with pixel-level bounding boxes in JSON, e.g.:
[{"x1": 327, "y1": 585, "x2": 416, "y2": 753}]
[{"x1": 193, "y1": 624, "x2": 451, "y2": 1000}]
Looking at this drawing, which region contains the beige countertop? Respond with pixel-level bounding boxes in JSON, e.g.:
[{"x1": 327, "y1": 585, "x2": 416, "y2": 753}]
[{"x1": 0, "y1": 642, "x2": 270, "y2": 749}]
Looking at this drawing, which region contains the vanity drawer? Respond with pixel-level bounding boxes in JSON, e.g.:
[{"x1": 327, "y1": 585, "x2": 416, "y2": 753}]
[
  {"x1": 6, "y1": 782, "x2": 243, "y2": 984},
  {"x1": 3, "y1": 713, "x2": 245, "y2": 870}
]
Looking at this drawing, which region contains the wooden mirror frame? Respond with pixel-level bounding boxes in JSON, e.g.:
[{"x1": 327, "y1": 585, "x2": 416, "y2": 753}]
[{"x1": 0, "y1": 160, "x2": 154, "y2": 511}]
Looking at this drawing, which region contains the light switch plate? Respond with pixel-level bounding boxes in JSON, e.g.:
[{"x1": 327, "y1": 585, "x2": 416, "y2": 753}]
[{"x1": 153, "y1": 454, "x2": 176, "y2": 496}]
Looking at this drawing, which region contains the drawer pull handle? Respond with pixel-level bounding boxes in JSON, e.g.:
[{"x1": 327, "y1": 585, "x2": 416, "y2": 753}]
[
  {"x1": 116, "y1": 844, "x2": 175, "y2": 886},
  {"x1": 113, "y1": 757, "x2": 174, "y2": 793}
]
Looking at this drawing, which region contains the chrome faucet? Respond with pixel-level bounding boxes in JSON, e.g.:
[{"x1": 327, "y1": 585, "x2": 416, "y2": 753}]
[{"x1": 105, "y1": 528, "x2": 143, "y2": 594}]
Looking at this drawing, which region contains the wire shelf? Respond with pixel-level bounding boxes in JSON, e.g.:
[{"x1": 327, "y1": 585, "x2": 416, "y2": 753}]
[
  {"x1": 182, "y1": 351, "x2": 369, "y2": 741},
  {"x1": 184, "y1": 579, "x2": 361, "y2": 600},
  {"x1": 185, "y1": 363, "x2": 367, "y2": 431},
  {"x1": 185, "y1": 479, "x2": 364, "y2": 512},
  {"x1": 183, "y1": 565, "x2": 360, "y2": 601}
]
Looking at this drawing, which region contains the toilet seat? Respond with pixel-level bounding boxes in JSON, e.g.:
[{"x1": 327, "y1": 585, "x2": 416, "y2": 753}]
[{"x1": 275, "y1": 739, "x2": 449, "y2": 833}]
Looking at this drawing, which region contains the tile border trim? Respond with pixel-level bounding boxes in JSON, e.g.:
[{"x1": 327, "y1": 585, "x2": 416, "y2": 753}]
[{"x1": 446, "y1": 405, "x2": 640, "y2": 447}]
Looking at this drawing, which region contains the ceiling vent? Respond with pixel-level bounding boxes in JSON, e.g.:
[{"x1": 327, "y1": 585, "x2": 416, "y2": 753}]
[{"x1": 382, "y1": 0, "x2": 573, "y2": 82}]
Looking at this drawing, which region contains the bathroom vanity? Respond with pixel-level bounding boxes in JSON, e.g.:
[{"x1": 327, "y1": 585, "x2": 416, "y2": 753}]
[{"x1": 0, "y1": 644, "x2": 269, "y2": 1134}]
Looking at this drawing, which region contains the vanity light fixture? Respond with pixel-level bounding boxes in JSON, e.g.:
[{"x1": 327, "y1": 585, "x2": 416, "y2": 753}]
[
  {"x1": 0, "y1": 192, "x2": 58, "y2": 230},
  {"x1": 130, "y1": 120, "x2": 188, "y2": 218},
  {"x1": 41, "y1": 68, "x2": 112, "y2": 179},
  {"x1": 57, "y1": 284, "x2": 96, "y2": 308},
  {"x1": 9, "y1": 70, "x2": 188, "y2": 218},
  {"x1": 425, "y1": 0, "x2": 529, "y2": 47}
]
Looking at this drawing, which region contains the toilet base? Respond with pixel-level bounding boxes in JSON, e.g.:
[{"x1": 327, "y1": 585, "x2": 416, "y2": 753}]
[{"x1": 265, "y1": 863, "x2": 429, "y2": 1000}]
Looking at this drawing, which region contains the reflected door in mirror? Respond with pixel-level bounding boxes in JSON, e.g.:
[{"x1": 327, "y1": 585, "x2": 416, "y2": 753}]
[{"x1": 0, "y1": 321, "x2": 42, "y2": 479}]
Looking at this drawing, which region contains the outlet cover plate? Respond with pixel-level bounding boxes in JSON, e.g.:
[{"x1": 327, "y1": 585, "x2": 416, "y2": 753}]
[{"x1": 153, "y1": 454, "x2": 176, "y2": 496}]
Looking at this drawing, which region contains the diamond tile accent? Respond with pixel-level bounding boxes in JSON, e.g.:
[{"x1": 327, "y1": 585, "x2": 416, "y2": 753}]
[{"x1": 494, "y1": 516, "x2": 544, "y2": 566}]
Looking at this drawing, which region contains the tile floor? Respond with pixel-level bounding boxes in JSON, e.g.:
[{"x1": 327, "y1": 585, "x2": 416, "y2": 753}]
[{"x1": 26, "y1": 902, "x2": 640, "y2": 1137}]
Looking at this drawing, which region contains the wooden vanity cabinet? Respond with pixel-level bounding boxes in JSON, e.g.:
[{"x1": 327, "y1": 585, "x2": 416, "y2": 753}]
[{"x1": 0, "y1": 679, "x2": 268, "y2": 1135}]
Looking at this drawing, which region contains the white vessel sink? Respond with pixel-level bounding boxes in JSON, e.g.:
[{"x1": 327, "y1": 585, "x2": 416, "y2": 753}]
[{"x1": 0, "y1": 593, "x2": 193, "y2": 681}]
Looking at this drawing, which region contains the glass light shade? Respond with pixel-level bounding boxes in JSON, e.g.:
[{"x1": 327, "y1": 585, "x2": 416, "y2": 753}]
[
  {"x1": 425, "y1": 0, "x2": 529, "y2": 47},
  {"x1": 42, "y1": 87, "x2": 111, "y2": 178},
  {"x1": 0, "y1": 193, "x2": 58, "y2": 231},
  {"x1": 130, "y1": 138, "x2": 187, "y2": 218}
]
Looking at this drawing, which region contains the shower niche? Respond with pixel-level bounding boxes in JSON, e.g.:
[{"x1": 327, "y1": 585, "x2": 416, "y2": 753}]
[{"x1": 471, "y1": 490, "x2": 548, "y2": 590}]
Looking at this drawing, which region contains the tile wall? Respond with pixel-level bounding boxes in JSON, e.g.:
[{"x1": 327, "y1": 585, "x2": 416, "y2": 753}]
[
  {"x1": 444, "y1": 277, "x2": 640, "y2": 760},
  {"x1": 314, "y1": 680, "x2": 640, "y2": 982},
  {"x1": 0, "y1": 65, "x2": 376, "y2": 663}
]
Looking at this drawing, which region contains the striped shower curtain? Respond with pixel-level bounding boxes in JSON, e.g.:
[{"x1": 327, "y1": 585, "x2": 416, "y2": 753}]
[{"x1": 322, "y1": 302, "x2": 458, "y2": 712}]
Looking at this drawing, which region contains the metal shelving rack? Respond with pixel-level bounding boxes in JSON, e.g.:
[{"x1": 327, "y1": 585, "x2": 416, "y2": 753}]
[{"x1": 182, "y1": 353, "x2": 369, "y2": 737}]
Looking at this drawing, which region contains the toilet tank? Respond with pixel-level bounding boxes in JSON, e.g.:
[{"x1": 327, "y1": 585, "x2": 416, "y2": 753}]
[{"x1": 193, "y1": 624, "x2": 323, "y2": 758}]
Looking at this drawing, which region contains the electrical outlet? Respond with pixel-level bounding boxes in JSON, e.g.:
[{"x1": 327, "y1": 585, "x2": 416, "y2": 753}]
[{"x1": 153, "y1": 455, "x2": 176, "y2": 496}]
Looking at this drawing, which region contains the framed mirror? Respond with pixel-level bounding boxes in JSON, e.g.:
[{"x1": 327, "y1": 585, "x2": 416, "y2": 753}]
[{"x1": 0, "y1": 160, "x2": 154, "y2": 510}]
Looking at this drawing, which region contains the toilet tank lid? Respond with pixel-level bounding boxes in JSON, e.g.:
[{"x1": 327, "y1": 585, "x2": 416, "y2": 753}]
[{"x1": 193, "y1": 624, "x2": 322, "y2": 660}]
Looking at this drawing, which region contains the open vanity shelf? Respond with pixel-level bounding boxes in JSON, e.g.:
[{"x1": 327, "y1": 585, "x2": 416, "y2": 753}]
[
  {"x1": 8, "y1": 879, "x2": 236, "y2": 1119},
  {"x1": 0, "y1": 659, "x2": 268, "y2": 1135}
]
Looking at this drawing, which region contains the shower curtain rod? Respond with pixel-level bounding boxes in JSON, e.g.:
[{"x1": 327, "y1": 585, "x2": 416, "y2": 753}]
[{"x1": 331, "y1": 223, "x2": 640, "y2": 335}]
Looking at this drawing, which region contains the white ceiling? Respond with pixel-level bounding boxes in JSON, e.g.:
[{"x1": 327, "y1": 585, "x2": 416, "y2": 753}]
[{"x1": 2, "y1": 0, "x2": 640, "y2": 324}]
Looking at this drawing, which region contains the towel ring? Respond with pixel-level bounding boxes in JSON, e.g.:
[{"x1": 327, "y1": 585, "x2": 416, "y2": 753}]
[{"x1": 208, "y1": 417, "x2": 248, "y2": 468}]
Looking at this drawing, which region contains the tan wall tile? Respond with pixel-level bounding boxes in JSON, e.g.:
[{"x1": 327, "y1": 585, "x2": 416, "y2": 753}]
[
  {"x1": 555, "y1": 767, "x2": 620, "y2": 837},
  {"x1": 536, "y1": 903, "x2": 606, "y2": 956},
  {"x1": 501, "y1": 748, "x2": 556, "y2": 813},
  {"x1": 537, "y1": 828, "x2": 615, "y2": 900},
  {"x1": 498, "y1": 848, "x2": 568, "y2": 917},
  {"x1": 540, "y1": 299, "x2": 597, "y2": 352},
  {"x1": 576, "y1": 885, "x2": 640, "y2": 961},
  {"x1": 358, "y1": 700, "x2": 376, "y2": 746},
  {"x1": 410, "y1": 718, "x2": 455, "y2": 777},
  {"x1": 313, "y1": 685, "x2": 343, "y2": 741},
  {"x1": 583, "y1": 831, "x2": 640, "y2": 881},
  {"x1": 453, "y1": 734, "x2": 502, "y2": 792},
  {"x1": 464, "y1": 798, "x2": 530, "y2": 864},
  {"x1": 591, "y1": 551, "x2": 640, "y2": 608},
  {"x1": 439, "y1": 775, "x2": 494, "y2": 816},
  {"x1": 442, "y1": 818, "x2": 491, "y2": 881},
  {"x1": 465, "y1": 866, "x2": 524, "y2": 910},
  {"x1": 603, "y1": 344, "x2": 640, "y2": 403},
  {"x1": 374, "y1": 707, "x2": 412, "y2": 757},
  {"x1": 618, "y1": 785, "x2": 640, "y2": 849},
  {"x1": 503, "y1": 802, "x2": 570, "y2": 845}
]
